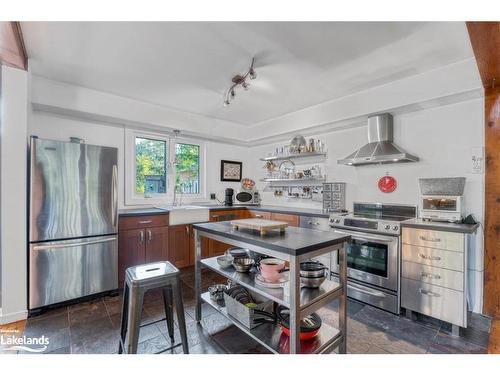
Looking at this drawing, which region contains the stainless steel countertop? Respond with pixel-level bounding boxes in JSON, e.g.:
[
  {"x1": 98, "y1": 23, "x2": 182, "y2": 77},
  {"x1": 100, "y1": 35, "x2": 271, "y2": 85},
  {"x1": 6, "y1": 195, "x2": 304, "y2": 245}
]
[
  {"x1": 401, "y1": 218, "x2": 480, "y2": 234},
  {"x1": 192, "y1": 221, "x2": 350, "y2": 256}
]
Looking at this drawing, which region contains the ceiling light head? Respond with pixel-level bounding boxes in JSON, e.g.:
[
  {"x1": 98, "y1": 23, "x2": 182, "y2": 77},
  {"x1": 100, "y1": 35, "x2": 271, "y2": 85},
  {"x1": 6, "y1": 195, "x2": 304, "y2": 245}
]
[{"x1": 223, "y1": 57, "x2": 257, "y2": 107}]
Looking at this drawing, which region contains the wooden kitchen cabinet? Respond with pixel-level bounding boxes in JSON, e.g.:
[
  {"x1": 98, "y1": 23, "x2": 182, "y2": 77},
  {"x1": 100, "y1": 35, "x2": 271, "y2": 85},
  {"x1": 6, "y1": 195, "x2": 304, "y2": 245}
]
[
  {"x1": 271, "y1": 212, "x2": 299, "y2": 227},
  {"x1": 206, "y1": 209, "x2": 248, "y2": 257},
  {"x1": 118, "y1": 228, "x2": 146, "y2": 287},
  {"x1": 247, "y1": 210, "x2": 271, "y2": 219},
  {"x1": 144, "y1": 226, "x2": 169, "y2": 263},
  {"x1": 169, "y1": 224, "x2": 192, "y2": 269},
  {"x1": 118, "y1": 214, "x2": 169, "y2": 286}
]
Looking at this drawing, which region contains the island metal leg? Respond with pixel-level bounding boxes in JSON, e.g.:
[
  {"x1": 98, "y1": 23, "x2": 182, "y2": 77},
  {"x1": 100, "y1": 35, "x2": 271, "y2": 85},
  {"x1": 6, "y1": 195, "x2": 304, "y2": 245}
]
[
  {"x1": 194, "y1": 229, "x2": 202, "y2": 322},
  {"x1": 338, "y1": 242, "x2": 347, "y2": 354},
  {"x1": 289, "y1": 256, "x2": 301, "y2": 354}
]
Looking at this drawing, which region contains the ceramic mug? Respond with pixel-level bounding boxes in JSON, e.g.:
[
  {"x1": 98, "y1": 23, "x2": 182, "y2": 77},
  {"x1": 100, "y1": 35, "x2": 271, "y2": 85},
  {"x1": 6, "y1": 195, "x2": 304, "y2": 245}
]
[{"x1": 260, "y1": 258, "x2": 286, "y2": 282}]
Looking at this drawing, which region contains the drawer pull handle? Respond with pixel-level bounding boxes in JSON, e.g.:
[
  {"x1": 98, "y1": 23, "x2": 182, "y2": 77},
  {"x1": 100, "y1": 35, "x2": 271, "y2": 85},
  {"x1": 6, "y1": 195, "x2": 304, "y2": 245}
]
[
  {"x1": 420, "y1": 272, "x2": 441, "y2": 280},
  {"x1": 419, "y1": 236, "x2": 441, "y2": 242},
  {"x1": 255, "y1": 214, "x2": 263, "y2": 218},
  {"x1": 418, "y1": 288, "x2": 440, "y2": 297},
  {"x1": 418, "y1": 253, "x2": 441, "y2": 261},
  {"x1": 139, "y1": 220, "x2": 153, "y2": 224}
]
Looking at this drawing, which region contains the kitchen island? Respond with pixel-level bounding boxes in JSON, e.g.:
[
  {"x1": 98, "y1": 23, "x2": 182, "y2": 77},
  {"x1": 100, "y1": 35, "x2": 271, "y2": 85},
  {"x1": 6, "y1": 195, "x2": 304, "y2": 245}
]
[{"x1": 192, "y1": 221, "x2": 350, "y2": 354}]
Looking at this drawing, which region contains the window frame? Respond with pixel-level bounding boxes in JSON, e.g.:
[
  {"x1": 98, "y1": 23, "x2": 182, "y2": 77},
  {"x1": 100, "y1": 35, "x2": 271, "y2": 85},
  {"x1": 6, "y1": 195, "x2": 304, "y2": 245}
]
[{"x1": 125, "y1": 129, "x2": 206, "y2": 206}]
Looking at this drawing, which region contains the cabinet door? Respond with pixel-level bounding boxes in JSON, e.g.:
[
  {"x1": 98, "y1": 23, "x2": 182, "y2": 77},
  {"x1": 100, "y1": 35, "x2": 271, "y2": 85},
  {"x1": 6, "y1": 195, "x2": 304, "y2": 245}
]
[
  {"x1": 145, "y1": 226, "x2": 169, "y2": 263},
  {"x1": 200, "y1": 237, "x2": 210, "y2": 259},
  {"x1": 209, "y1": 239, "x2": 232, "y2": 257},
  {"x1": 169, "y1": 225, "x2": 191, "y2": 269},
  {"x1": 271, "y1": 212, "x2": 299, "y2": 227},
  {"x1": 118, "y1": 229, "x2": 146, "y2": 287}
]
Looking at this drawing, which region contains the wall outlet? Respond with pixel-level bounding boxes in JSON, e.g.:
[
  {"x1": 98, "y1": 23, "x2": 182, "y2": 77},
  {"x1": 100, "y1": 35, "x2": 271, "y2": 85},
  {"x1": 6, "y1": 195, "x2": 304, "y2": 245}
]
[{"x1": 210, "y1": 193, "x2": 216, "y2": 200}]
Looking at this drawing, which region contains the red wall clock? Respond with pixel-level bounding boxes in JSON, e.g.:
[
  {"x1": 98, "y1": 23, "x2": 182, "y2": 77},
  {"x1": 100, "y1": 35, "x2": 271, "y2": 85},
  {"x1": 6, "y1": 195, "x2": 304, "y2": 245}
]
[{"x1": 378, "y1": 175, "x2": 397, "y2": 193}]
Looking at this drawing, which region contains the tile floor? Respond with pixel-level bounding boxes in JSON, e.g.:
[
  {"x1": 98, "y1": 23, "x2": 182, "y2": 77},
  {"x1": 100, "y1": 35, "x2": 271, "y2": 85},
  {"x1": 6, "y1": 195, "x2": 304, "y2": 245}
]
[{"x1": 0, "y1": 267, "x2": 492, "y2": 354}]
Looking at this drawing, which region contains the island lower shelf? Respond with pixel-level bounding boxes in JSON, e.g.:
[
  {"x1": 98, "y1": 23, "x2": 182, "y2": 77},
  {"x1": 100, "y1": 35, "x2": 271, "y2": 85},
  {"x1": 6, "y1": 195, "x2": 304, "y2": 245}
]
[
  {"x1": 200, "y1": 256, "x2": 343, "y2": 317},
  {"x1": 201, "y1": 292, "x2": 343, "y2": 354}
]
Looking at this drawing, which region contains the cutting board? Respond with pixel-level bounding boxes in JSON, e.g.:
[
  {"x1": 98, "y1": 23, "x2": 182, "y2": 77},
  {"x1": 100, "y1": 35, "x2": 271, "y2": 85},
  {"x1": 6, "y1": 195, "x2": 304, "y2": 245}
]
[{"x1": 230, "y1": 218, "x2": 288, "y2": 235}]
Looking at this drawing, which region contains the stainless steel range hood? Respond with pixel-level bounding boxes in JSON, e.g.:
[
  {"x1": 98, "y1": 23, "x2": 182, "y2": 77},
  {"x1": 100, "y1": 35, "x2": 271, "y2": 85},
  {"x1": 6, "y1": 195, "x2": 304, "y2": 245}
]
[{"x1": 337, "y1": 113, "x2": 419, "y2": 166}]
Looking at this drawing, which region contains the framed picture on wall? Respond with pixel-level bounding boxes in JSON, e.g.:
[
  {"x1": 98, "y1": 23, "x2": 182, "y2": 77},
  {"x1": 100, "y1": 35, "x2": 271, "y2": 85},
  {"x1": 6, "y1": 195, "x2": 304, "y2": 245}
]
[{"x1": 220, "y1": 160, "x2": 242, "y2": 182}]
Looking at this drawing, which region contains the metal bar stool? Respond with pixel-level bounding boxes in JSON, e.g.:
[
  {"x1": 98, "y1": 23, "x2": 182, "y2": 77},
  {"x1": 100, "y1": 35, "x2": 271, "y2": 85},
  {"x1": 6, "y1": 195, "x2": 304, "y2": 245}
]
[{"x1": 118, "y1": 261, "x2": 189, "y2": 354}]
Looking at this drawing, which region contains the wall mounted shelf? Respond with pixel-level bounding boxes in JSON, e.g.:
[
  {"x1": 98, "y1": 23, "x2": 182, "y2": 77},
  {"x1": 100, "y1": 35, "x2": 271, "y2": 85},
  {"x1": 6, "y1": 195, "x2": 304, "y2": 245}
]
[
  {"x1": 260, "y1": 177, "x2": 326, "y2": 184},
  {"x1": 260, "y1": 152, "x2": 327, "y2": 162}
]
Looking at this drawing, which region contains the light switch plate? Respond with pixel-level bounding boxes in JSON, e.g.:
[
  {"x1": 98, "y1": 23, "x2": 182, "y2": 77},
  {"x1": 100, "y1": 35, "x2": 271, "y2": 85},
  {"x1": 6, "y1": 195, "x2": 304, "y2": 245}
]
[{"x1": 471, "y1": 146, "x2": 484, "y2": 174}]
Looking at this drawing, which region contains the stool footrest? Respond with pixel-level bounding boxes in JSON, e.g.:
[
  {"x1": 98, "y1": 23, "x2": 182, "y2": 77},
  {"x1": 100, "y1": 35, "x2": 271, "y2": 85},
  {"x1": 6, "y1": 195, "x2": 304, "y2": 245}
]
[
  {"x1": 156, "y1": 342, "x2": 182, "y2": 354},
  {"x1": 140, "y1": 317, "x2": 166, "y2": 328}
]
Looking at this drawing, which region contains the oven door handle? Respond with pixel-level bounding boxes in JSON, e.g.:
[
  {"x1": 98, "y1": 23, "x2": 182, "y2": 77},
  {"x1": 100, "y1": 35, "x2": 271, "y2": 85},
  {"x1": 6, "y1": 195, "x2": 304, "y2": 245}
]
[
  {"x1": 333, "y1": 229, "x2": 395, "y2": 243},
  {"x1": 347, "y1": 283, "x2": 387, "y2": 297}
]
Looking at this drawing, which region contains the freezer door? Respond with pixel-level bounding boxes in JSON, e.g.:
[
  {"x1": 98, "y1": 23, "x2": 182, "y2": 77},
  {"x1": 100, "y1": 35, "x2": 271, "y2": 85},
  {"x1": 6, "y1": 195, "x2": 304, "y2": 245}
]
[
  {"x1": 29, "y1": 235, "x2": 118, "y2": 309},
  {"x1": 30, "y1": 138, "x2": 118, "y2": 242}
]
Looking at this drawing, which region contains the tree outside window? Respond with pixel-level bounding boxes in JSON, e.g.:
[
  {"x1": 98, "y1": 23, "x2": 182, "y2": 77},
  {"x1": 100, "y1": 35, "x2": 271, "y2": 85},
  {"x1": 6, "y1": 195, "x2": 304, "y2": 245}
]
[
  {"x1": 135, "y1": 137, "x2": 167, "y2": 194},
  {"x1": 175, "y1": 143, "x2": 200, "y2": 194}
]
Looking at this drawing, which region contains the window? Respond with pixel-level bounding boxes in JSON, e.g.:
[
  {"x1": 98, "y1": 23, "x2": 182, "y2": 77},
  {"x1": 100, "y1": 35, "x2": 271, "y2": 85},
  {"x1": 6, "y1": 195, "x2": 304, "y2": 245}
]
[
  {"x1": 125, "y1": 129, "x2": 205, "y2": 205},
  {"x1": 175, "y1": 143, "x2": 200, "y2": 194},
  {"x1": 135, "y1": 137, "x2": 167, "y2": 195}
]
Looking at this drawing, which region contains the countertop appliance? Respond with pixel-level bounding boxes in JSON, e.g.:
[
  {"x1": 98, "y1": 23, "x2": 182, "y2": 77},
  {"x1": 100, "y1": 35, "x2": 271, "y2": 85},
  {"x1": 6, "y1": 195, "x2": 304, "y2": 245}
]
[
  {"x1": 419, "y1": 177, "x2": 466, "y2": 223},
  {"x1": 420, "y1": 195, "x2": 464, "y2": 223},
  {"x1": 29, "y1": 137, "x2": 118, "y2": 311},
  {"x1": 329, "y1": 202, "x2": 417, "y2": 314},
  {"x1": 235, "y1": 189, "x2": 261, "y2": 205},
  {"x1": 224, "y1": 188, "x2": 234, "y2": 206},
  {"x1": 337, "y1": 113, "x2": 419, "y2": 166}
]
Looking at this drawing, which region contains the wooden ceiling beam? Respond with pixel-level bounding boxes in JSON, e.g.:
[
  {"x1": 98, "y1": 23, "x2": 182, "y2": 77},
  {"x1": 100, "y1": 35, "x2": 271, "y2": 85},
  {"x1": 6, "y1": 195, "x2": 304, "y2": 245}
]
[
  {"x1": 0, "y1": 21, "x2": 27, "y2": 70},
  {"x1": 466, "y1": 22, "x2": 500, "y2": 90}
]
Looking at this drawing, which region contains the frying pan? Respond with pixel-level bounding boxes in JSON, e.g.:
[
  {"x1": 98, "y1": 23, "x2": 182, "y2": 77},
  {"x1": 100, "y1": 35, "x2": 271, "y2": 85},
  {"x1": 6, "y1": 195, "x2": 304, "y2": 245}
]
[{"x1": 277, "y1": 305, "x2": 322, "y2": 341}]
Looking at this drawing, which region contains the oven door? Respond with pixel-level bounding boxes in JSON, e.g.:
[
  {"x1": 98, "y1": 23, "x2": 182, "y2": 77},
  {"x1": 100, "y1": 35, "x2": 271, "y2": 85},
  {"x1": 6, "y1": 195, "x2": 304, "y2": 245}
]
[{"x1": 331, "y1": 228, "x2": 399, "y2": 291}]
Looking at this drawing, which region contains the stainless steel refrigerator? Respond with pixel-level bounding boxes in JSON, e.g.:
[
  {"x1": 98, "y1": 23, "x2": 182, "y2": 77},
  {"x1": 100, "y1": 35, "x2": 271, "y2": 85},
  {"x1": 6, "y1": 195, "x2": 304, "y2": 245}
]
[{"x1": 29, "y1": 137, "x2": 118, "y2": 310}]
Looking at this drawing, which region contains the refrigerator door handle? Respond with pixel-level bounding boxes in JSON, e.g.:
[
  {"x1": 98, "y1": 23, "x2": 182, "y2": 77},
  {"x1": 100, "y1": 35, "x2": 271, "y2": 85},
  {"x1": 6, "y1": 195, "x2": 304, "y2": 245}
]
[
  {"x1": 112, "y1": 164, "x2": 118, "y2": 229},
  {"x1": 32, "y1": 237, "x2": 117, "y2": 251}
]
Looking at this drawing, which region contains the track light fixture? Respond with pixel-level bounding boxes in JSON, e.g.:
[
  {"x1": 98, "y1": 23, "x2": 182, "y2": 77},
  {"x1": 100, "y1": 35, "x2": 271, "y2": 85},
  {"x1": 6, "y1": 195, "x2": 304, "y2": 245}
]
[{"x1": 223, "y1": 57, "x2": 257, "y2": 107}]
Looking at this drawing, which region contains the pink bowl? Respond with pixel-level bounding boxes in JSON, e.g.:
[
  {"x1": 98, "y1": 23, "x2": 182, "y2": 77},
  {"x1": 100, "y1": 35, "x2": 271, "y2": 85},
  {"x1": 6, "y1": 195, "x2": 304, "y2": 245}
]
[{"x1": 260, "y1": 258, "x2": 286, "y2": 282}]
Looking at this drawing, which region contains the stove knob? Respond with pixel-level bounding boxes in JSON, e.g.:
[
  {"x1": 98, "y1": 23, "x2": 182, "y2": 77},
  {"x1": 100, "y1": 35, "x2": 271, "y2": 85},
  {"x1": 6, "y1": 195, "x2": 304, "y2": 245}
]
[
  {"x1": 329, "y1": 218, "x2": 334, "y2": 222},
  {"x1": 384, "y1": 224, "x2": 391, "y2": 230},
  {"x1": 335, "y1": 218, "x2": 341, "y2": 223},
  {"x1": 392, "y1": 225, "x2": 399, "y2": 231}
]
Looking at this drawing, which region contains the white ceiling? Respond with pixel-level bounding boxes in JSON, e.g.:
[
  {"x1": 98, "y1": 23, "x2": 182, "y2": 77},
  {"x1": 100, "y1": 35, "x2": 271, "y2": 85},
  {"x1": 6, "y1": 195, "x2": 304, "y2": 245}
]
[{"x1": 22, "y1": 22, "x2": 474, "y2": 126}]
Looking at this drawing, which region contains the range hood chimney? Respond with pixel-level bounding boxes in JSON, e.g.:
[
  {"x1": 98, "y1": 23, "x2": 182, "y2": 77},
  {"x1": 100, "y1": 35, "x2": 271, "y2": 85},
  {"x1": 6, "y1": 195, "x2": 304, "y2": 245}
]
[{"x1": 337, "y1": 113, "x2": 419, "y2": 166}]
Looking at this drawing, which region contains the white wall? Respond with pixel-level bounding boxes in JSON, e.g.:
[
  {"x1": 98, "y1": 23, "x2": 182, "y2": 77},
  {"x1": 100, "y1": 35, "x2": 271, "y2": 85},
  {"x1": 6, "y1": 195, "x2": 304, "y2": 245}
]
[
  {"x1": 0, "y1": 66, "x2": 28, "y2": 324},
  {"x1": 28, "y1": 111, "x2": 250, "y2": 209},
  {"x1": 246, "y1": 98, "x2": 485, "y2": 312}
]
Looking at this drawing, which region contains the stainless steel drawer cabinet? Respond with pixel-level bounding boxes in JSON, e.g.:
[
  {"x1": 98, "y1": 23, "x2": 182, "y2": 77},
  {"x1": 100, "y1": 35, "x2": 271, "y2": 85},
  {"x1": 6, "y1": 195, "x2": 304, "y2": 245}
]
[
  {"x1": 402, "y1": 228, "x2": 464, "y2": 252},
  {"x1": 401, "y1": 278, "x2": 466, "y2": 327},
  {"x1": 402, "y1": 261, "x2": 464, "y2": 291},
  {"x1": 402, "y1": 244, "x2": 464, "y2": 272},
  {"x1": 401, "y1": 227, "x2": 470, "y2": 331},
  {"x1": 299, "y1": 216, "x2": 330, "y2": 231}
]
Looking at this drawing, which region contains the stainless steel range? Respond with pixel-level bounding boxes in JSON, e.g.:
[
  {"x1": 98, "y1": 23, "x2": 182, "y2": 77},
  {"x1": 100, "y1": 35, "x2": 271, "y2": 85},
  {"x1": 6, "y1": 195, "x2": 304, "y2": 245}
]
[{"x1": 329, "y1": 202, "x2": 417, "y2": 314}]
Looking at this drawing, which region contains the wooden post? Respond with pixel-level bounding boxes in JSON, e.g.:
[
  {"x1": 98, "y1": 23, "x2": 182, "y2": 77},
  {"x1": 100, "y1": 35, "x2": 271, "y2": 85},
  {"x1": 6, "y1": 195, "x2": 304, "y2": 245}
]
[{"x1": 467, "y1": 22, "x2": 500, "y2": 317}]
